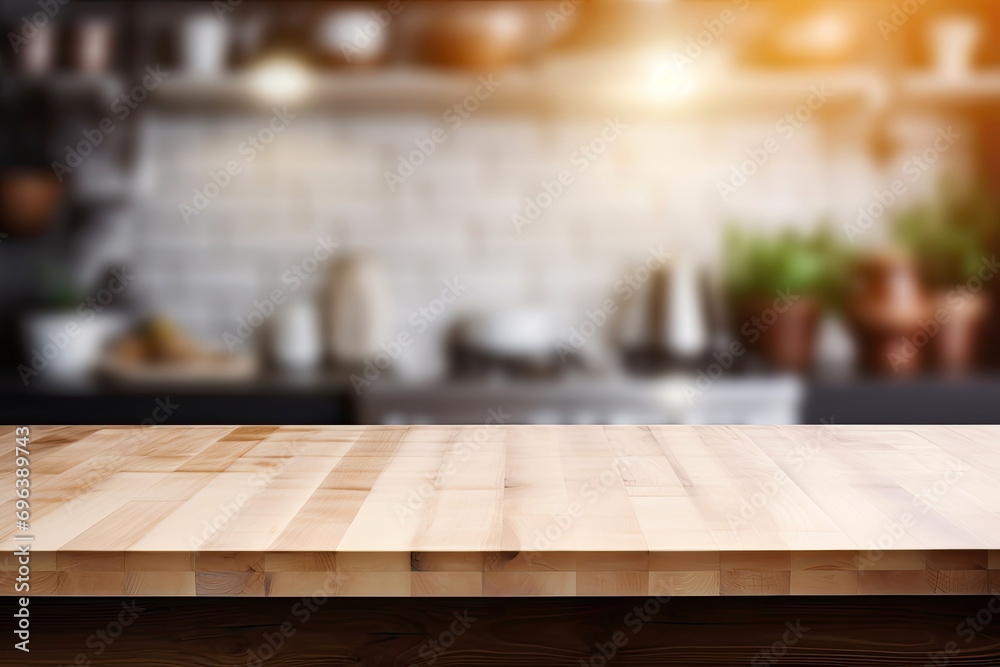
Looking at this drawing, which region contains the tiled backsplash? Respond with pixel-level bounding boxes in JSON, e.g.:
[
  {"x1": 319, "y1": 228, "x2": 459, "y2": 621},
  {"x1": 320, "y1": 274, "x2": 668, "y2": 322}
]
[{"x1": 126, "y1": 108, "x2": 969, "y2": 365}]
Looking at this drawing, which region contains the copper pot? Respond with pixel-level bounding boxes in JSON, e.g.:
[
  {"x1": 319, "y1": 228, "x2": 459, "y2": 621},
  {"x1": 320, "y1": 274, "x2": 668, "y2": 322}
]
[
  {"x1": 848, "y1": 252, "x2": 932, "y2": 376},
  {"x1": 416, "y1": 5, "x2": 529, "y2": 69},
  {"x1": 0, "y1": 170, "x2": 63, "y2": 236}
]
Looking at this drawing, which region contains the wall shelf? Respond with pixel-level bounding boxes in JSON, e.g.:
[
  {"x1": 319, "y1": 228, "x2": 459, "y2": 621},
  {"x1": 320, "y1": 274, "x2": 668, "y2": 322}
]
[{"x1": 148, "y1": 65, "x2": 889, "y2": 117}]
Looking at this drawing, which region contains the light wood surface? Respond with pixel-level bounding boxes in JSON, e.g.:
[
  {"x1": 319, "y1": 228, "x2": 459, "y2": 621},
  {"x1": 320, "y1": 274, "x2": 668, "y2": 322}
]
[{"x1": 2, "y1": 425, "x2": 998, "y2": 596}]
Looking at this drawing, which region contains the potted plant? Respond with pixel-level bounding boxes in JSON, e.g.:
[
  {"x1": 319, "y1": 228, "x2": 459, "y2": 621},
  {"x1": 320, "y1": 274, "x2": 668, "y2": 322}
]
[
  {"x1": 724, "y1": 224, "x2": 849, "y2": 372},
  {"x1": 892, "y1": 181, "x2": 998, "y2": 374}
]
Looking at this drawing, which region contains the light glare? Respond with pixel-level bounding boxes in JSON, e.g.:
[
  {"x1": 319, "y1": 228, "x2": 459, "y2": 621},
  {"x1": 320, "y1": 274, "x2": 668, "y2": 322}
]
[{"x1": 251, "y1": 58, "x2": 311, "y2": 103}]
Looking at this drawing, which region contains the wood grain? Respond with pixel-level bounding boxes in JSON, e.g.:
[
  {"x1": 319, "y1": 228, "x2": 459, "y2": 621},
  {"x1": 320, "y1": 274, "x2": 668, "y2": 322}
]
[
  {"x1": 3, "y1": 596, "x2": 999, "y2": 666},
  {"x1": 1, "y1": 425, "x2": 998, "y2": 596}
]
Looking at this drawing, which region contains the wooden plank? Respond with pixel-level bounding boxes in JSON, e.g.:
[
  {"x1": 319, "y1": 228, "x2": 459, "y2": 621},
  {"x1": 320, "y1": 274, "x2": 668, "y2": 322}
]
[{"x1": 0, "y1": 425, "x2": 997, "y2": 597}]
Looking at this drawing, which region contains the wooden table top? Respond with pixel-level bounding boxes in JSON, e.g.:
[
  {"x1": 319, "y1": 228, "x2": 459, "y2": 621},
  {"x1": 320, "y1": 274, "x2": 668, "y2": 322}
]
[{"x1": 2, "y1": 424, "x2": 999, "y2": 597}]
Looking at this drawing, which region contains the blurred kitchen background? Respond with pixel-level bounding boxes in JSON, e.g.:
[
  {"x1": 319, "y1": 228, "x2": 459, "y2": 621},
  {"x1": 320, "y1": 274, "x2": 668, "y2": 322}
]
[{"x1": 3, "y1": 0, "x2": 1000, "y2": 425}]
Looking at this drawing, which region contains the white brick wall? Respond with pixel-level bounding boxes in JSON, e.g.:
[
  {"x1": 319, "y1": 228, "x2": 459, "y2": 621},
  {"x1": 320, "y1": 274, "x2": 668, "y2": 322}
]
[{"x1": 129, "y1": 110, "x2": 971, "y2": 356}]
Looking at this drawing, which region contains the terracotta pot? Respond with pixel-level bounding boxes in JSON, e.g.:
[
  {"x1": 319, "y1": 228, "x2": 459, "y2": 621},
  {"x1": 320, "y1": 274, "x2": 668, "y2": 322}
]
[
  {"x1": 740, "y1": 295, "x2": 820, "y2": 372},
  {"x1": 932, "y1": 288, "x2": 990, "y2": 375},
  {"x1": 847, "y1": 252, "x2": 932, "y2": 376},
  {"x1": 0, "y1": 170, "x2": 63, "y2": 236}
]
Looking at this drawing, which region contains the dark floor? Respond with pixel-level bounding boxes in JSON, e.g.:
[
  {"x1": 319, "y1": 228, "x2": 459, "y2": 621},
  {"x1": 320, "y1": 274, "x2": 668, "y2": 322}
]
[{"x1": 4, "y1": 595, "x2": 1000, "y2": 666}]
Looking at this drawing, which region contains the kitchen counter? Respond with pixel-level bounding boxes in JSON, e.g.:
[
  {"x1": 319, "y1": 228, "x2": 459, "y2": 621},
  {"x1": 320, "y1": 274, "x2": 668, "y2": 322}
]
[
  {"x1": 7, "y1": 374, "x2": 1000, "y2": 426},
  {"x1": 2, "y1": 424, "x2": 998, "y2": 597}
]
